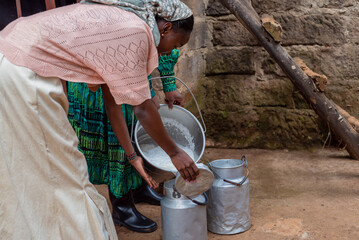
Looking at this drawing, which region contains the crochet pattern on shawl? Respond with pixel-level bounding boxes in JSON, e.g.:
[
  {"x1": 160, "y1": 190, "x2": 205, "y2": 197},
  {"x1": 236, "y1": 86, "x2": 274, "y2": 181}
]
[{"x1": 0, "y1": 4, "x2": 158, "y2": 105}]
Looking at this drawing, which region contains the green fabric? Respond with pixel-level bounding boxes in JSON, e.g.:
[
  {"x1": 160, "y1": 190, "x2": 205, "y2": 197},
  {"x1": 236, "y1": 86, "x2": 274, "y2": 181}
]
[
  {"x1": 67, "y1": 50, "x2": 179, "y2": 198},
  {"x1": 81, "y1": 0, "x2": 193, "y2": 46},
  {"x1": 148, "y1": 78, "x2": 156, "y2": 97},
  {"x1": 68, "y1": 83, "x2": 142, "y2": 198},
  {"x1": 158, "y1": 48, "x2": 179, "y2": 92}
]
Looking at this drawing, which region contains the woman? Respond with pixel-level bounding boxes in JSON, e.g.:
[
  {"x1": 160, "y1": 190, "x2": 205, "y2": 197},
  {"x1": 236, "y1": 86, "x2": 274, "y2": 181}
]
[
  {"x1": 68, "y1": 48, "x2": 182, "y2": 233},
  {"x1": 0, "y1": 1, "x2": 198, "y2": 239}
]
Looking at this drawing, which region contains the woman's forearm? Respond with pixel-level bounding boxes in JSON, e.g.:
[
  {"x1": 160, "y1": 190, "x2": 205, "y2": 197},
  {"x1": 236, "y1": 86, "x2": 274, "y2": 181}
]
[
  {"x1": 133, "y1": 99, "x2": 180, "y2": 157},
  {"x1": 101, "y1": 84, "x2": 135, "y2": 156}
]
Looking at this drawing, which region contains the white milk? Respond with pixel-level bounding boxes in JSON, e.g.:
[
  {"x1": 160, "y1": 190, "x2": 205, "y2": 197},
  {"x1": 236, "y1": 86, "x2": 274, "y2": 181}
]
[
  {"x1": 140, "y1": 117, "x2": 196, "y2": 172},
  {"x1": 141, "y1": 144, "x2": 195, "y2": 172},
  {"x1": 161, "y1": 117, "x2": 194, "y2": 147}
]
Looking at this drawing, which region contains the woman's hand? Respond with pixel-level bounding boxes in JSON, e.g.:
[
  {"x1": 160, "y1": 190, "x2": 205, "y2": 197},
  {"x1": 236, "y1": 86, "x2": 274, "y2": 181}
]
[
  {"x1": 170, "y1": 148, "x2": 199, "y2": 181},
  {"x1": 165, "y1": 90, "x2": 184, "y2": 109},
  {"x1": 130, "y1": 156, "x2": 159, "y2": 189}
]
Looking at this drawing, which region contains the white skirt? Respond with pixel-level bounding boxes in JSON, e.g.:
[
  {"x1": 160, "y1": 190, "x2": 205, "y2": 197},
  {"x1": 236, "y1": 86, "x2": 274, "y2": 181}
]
[{"x1": 0, "y1": 53, "x2": 117, "y2": 240}]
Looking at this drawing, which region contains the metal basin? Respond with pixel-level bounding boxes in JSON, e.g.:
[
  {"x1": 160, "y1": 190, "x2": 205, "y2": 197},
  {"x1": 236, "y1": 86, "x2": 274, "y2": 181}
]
[{"x1": 134, "y1": 104, "x2": 205, "y2": 183}]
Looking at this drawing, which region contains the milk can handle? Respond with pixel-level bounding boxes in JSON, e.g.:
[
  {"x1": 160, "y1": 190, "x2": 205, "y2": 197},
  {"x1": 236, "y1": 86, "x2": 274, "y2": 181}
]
[
  {"x1": 187, "y1": 192, "x2": 208, "y2": 206},
  {"x1": 172, "y1": 185, "x2": 209, "y2": 206},
  {"x1": 208, "y1": 156, "x2": 249, "y2": 187}
]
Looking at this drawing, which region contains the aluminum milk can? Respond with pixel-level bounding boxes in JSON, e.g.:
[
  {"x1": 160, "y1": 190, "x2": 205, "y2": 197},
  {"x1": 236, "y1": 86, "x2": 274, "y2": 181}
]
[
  {"x1": 207, "y1": 156, "x2": 251, "y2": 234},
  {"x1": 161, "y1": 179, "x2": 208, "y2": 240}
]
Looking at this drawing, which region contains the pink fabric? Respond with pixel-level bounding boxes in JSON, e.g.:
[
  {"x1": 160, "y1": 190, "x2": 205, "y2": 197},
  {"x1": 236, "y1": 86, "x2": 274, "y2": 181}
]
[{"x1": 0, "y1": 3, "x2": 158, "y2": 105}]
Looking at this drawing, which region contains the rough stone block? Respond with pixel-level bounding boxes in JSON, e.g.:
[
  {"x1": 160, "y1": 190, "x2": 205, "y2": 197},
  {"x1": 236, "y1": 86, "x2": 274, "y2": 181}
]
[
  {"x1": 315, "y1": 0, "x2": 356, "y2": 8},
  {"x1": 205, "y1": 47, "x2": 255, "y2": 75},
  {"x1": 201, "y1": 74, "x2": 295, "y2": 111},
  {"x1": 252, "y1": 0, "x2": 355, "y2": 12},
  {"x1": 206, "y1": 0, "x2": 231, "y2": 16},
  {"x1": 261, "y1": 54, "x2": 287, "y2": 77},
  {"x1": 252, "y1": 76, "x2": 295, "y2": 108},
  {"x1": 203, "y1": 106, "x2": 326, "y2": 149},
  {"x1": 348, "y1": 17, "x2": 359, "y2": 44},
  {"x1": 317, "y1": 46, "x2": 359, "y2": 79},
  {"x1": 292, "y1": 90, "x2": 311, "y2": 109},
  {"x1": 186, "y1": 18, "x2": 211, "y2": 50},
  {"x1": 252, "y1": 0, "x2": 312, "y2": 12},
  {"x1": 182, "y1": 0, "x2": 206, "y2": 16},
  {"x1": 326, "y1": 80, "x2": 359, "y2": 118},
  {"x1": 212, "y1": 19, "x2": 259, "y2": 46},
  {"x1": 254, "y1": 108, "x2": 326, "y2": 149},
  {"x1": 199, "y1": 75, "x2": 254, "y2": 112},
  {"x1": 277, "y1": 14, "x2": 347, "y2": 45},
  {"x1": 175, "y1": 50, "x2": 206, "y2": 88}
]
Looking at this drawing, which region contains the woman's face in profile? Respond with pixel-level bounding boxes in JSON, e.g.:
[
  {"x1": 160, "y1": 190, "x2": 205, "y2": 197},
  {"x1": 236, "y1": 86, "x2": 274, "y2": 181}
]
[{"x1": 157, "y1": 22, "x2": 191, "y2": 56}]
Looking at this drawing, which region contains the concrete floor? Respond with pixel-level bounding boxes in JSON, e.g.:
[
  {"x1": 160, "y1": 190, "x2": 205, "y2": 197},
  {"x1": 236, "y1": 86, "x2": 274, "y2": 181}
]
[{"x1": 96, "y1": 147, "x2": 359, "y2": 240}]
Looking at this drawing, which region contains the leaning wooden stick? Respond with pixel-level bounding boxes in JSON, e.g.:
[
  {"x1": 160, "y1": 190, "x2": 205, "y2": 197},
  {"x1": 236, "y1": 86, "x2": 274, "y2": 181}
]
[{"x1": 219, "y1": 0, "x2": 359, "y2": 159}]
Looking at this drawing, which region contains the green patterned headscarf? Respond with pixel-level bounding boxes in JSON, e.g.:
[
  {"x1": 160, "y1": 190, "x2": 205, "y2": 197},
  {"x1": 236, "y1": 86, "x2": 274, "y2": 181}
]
[{"x1": 81, "y1": 0, "x2": 193, "y2": 46}]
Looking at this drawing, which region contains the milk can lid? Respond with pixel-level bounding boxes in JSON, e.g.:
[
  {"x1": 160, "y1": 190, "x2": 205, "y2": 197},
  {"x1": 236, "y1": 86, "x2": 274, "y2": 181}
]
[{"x1": 174, "y1": 163, "x2": 214, "y2": 197}]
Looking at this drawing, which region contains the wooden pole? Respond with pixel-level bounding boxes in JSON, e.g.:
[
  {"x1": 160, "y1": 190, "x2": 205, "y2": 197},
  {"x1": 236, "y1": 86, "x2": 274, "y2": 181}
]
[{"x1": 219, "y1": 0, "x2": 359, "y2": 159}]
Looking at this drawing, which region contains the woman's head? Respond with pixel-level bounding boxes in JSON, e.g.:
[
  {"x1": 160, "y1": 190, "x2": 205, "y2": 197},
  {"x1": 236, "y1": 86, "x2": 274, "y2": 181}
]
[
  {"x1": 82, "y1": 0, "x2": 193, "y2": 49},
  {"x1": 156, "y1": 15, "x2": 194, "y2": 56}
]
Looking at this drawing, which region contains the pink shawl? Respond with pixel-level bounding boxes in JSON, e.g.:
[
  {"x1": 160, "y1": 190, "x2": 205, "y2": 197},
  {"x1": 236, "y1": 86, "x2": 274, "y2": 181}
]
[{"x1": 0, "y1": 3, "x2": 158, "y2": 105}]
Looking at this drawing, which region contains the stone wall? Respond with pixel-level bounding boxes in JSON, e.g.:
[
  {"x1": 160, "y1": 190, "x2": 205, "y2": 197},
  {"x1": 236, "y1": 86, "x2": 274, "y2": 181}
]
[{"x1": 166, "y1": 0, "x2": 359, "y2": 149}]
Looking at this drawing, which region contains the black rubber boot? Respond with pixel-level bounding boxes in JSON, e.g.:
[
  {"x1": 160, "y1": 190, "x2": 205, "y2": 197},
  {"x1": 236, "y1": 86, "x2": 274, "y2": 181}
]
[
  {"x1": 132, "y1": 182, "x2": 164, "y2": 206},
  {"x1": 109, "y1": 190, "x2": 157, "y2": 233}
]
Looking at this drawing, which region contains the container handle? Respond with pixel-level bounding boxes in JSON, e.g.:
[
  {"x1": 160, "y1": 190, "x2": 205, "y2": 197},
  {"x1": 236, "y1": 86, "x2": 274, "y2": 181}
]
[
  {"x1": 186, "y1": 192, "x2": 208, "y2": 206},
  {"x1": 151, "y1": 76, "x2": 207, "y2": 133},
  {"x1": 130, "y1": 76, "x2": 207, "y2": 143},
  {"x1": 172, "y1": 186, "x2": 209, "y2": 206},
  {"x1": 208, "y1": 156, "x2": 249, "y2": 187}
]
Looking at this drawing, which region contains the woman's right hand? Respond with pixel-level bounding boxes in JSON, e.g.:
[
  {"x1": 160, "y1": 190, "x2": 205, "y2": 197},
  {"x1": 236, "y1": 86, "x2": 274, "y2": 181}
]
[
  {"x1": 130, "y1": 156, "x2": 159, "y2": 189},
  {"x1": 170, "y1": 149, "x2": 199, "y2": 181}
]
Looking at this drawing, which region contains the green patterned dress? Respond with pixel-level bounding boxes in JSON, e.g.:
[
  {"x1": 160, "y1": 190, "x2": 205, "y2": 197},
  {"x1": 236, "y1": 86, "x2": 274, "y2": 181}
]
[{"x1": 67, "y1": 49, "x2": 179, "y2": 198}]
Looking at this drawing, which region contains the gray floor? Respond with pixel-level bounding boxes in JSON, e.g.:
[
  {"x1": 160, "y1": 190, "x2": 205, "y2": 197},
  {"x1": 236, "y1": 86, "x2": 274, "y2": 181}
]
[{"x1": 96, "y1": 147, "x2": 359, "y2": 240}]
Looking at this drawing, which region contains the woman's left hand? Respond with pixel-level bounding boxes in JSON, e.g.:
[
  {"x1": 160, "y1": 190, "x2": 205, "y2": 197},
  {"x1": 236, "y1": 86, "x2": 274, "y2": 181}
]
[
  {"x1": 165, "y1": 90, "x2": 184, "y2": 109},
  {"x1": 130, "y1": 156, "x2": 159, "y2": 189}
]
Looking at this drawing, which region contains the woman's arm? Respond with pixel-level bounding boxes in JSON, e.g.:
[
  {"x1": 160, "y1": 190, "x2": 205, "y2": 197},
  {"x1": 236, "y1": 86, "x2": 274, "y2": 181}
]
[
  {"x1": 101, "y1": 84, "x2": 135, "y2": 156},
  {"x1": 101, "y1": 84, "x2": 158, "y2": 188},
  {"x1": 157, "y1": 49, "x2": 184, "y2": 109},
  {"x1": 133, "y1": 99, "x2": 199, "y2": 181}
]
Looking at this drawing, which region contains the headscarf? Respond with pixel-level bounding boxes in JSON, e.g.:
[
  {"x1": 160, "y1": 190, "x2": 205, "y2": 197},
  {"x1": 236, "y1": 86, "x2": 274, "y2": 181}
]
[{"x1": 80, "y1": 0, "x2": 193, "y2": 46}]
